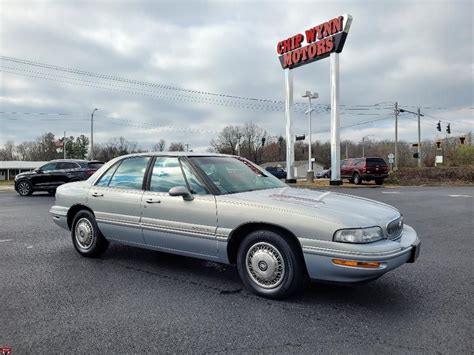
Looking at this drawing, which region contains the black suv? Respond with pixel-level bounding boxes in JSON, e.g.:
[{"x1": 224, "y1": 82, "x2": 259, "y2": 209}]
[{"x1": 14, "y1": 159, "x2": 104, "y2": 196}]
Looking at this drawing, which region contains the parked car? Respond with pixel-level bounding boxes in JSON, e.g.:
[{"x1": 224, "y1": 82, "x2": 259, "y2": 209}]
[
  {"x1": 50, "y1": 153, "x2": 420, "y2": 299},
  {"x1": 265, "y1": 166, "x2": 287, "y2": 179},
  {"x1": 316, "y1": 169, "x2": 331, "y2": 179},
  {"x1": 15, "y1": 159, "x2": 104, "y2": 196},
  {"x1": 341, "y1": 157, "x2": 389, "y2": 185}
]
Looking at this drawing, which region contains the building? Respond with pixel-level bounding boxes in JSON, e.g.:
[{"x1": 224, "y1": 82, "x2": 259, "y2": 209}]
[{"x1": 0, "y1": 161, "x2": 48, "y2": 181}]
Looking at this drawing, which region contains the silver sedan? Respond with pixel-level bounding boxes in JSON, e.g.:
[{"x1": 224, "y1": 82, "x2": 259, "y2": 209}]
[{"x1": 50, "y1": 153, "x2": 420, "y2": 299}]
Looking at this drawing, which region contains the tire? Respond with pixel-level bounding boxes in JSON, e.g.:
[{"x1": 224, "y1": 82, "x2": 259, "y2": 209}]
[
  {"x1": 16, "y1": 180, "x2": 33, "y2": 196},
  {"x1": 237, "y1": 230, "x2": 306, "y2": 299},
  {"x1": 48, "y1": 190, "x2": 56, "y2": 196},
  {"x1": 353, "y1": 173, "x2": 362, "y2": 185},
  {"x1": 375, "y1": 179, "x2": 384, "y2": 185},
  {"x1": 71, "y1": 210, "x2": 109, "y2": 257}
]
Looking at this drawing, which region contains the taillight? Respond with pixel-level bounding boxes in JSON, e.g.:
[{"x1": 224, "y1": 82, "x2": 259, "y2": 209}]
[{"x1": 85, "y1": 169, "x2": 96, "y2": 176}]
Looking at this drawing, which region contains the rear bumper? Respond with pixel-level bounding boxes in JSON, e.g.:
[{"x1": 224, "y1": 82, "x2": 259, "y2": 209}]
[
  {"x1": 361, "y1": 173, "x2": 388, "y2": 180},
  {"x1": 49, "y1": 205, "x2": 70, "y2": 230},
  {"x1": 302, "y1": 225, "x2": 420, "y2": 283}
]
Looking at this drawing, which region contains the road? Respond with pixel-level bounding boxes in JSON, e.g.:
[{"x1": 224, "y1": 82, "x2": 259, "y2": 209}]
[{"x1": 1, "y1": 186, "x2": 473, "y2": 354}]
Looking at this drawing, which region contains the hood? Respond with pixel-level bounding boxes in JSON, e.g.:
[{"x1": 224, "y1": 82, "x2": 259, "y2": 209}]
[
  {"x1": 15, "y1": 171, "x2": 36, "y2": 179},
  {"x1": 224, "y1": 187, "x2": 400, "y2": 229}
]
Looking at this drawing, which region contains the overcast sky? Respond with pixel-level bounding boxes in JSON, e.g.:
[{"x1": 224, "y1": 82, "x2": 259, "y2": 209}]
[{"x1": 1, "y1": 0, "x2": 472, "y2": 152}]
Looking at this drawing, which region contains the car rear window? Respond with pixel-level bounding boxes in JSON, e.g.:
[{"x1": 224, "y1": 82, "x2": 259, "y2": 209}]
[
  {"x1": 366, "y1": 158, "x2": 387, "y2": 166},
  {"x1": 88, "y1": 162, "x2": 104, "y2": 169}
]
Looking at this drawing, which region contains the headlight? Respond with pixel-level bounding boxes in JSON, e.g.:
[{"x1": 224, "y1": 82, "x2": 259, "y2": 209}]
[{"x1": 333, "y1": 227, "x2": 383, "y2": 243}]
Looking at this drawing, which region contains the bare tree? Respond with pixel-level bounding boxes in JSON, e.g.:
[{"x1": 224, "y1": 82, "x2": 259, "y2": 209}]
[
  {"x1": 168, "y1": 142, "x2": 185, "y2": 151},
  {"x1": 152, "y1": 139, "x2": 166, "y2": 152},
  {"x1": 210, "y1": 125, "x2": 242, "y2": 155}
]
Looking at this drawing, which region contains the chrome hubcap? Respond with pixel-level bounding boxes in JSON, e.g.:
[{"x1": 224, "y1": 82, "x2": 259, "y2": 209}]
[
  {"x1": 18, "y1": 182, "x2": 30, "y2": 195},
  {"x1": 75, "y1": 218, "x2": 94, "y2": 250},
  {"x1": 246, "y1": 242, "x2": 285, "y2": 289}
]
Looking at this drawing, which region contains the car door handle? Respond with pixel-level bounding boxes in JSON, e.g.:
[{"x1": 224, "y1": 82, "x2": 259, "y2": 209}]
[
  {"x1": 145, "y1": 198, "x2": 161, "y2": 204},
  {"x1": 91, "y1": 192, "x2": 104, "y2": 197}
]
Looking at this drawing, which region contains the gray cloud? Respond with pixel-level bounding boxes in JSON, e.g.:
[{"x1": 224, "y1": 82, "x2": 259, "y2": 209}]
[{"x1": 1, "y1": 0, "x2": 472, "y2": 151}]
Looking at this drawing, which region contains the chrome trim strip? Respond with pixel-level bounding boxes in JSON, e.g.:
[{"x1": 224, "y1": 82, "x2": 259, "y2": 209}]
[{"x1": 302, "y1": 245, "x2": 410, "y2": 259}]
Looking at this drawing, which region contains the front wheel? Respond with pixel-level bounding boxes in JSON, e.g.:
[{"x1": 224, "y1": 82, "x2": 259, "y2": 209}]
[
  {"x1": 237, "y1": 230, "x2": 306, "y2": 299},
  {"x1": 17, "y1": 180, "x2": 33, "y2": 196},
  {"x1": 71, "y1": 210, "x2": 109, "y2": 257}
]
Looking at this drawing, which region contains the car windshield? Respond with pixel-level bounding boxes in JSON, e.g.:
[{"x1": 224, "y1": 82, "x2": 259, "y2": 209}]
[{"x1": 190, "y1": 156, "x2": 287, "y2": 194}]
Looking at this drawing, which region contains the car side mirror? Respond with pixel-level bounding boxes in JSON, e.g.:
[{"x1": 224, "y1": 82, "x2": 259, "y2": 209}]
[
  {"x1": 168, "y1": 186, "x2": 194, "y2": 201},
  {"x1": 35, "y1": 169, "x2": 43, "y2": 174}
]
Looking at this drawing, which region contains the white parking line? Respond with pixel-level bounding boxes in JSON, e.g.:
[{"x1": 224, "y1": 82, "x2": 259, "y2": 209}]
[
  {"x1": 448, "y1": 194, "x2": 472, "y2": 198},
  {"x1": 381, "y1": 191, "x2": 400, "y2": 194},
  {"x1": 0, "y1": 239, "x2": 13, "y2": 242}
]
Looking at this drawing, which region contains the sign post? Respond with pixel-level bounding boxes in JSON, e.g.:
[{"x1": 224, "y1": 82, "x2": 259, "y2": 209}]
[
  {"x1": 276, "y1": 14, "x2": 352, "y2": 185},
  {"x1": 284, "y1": 69, "x2": 296, "y2": 182}
]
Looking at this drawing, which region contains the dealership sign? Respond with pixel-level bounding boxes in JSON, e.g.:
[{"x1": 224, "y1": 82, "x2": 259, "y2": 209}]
[{"x1": 277, "y1": 15, "x2": 352, "y2": 69}]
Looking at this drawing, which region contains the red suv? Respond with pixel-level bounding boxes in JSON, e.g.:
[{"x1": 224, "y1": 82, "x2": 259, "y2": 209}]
[{"x1": 340, "y1": 157, "x2": 388, "y2": 185}]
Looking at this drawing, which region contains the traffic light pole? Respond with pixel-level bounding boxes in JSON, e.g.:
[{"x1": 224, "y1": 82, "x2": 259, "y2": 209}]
[
  {"x1": 394, "y1": 102, "x2": 399, "y2": 171},
  {"x1": 417, "y1": 108, "x2": 421, "y2": 168}
]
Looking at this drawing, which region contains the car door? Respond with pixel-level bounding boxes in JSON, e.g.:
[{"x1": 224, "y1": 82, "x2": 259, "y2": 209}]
[
  {"x1": 33, "y1": 162, "x2": 59, "y2": 187},
  {"x1": 87, "y1": 156, "x2": 151, "y2": 245},
  {"x1": 56, "y1": 162, "x2": 79, "y2": 185},
  {"x1": 140, "y1": 157, "x2": 218, "y2": 258}
]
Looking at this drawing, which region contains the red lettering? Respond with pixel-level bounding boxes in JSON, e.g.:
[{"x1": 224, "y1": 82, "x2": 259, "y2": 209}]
[
  {"x1": 283, "y1": 53, "x2": 293, "y2": 67},
  {"x1": 315, "y1": 24, "x2": 324, "y2": 40},
  {"x1": 332, "y1": 16, "x2": 343, "y2": 33},
  {"x1": 294, "y1": 33, "x2": 304, "y2": 48},
  {"x1": 283, "y1": 38, "x2": 292, "y2": 53},
  {"x1": 323, "y1": 21, "x2": 332, "y2": 37},
  {"x1": 316, "y1": 40, "x2": 326, "y2": 55},
  {"x1": 305, "y1": 28, "x2": 316, "y2": 43},
  {"x1": 291, "y1": 49, "x2": 301, "y2": 64},
  {"x1": 308, "y1": 43, "x2": 317, "y2": 58},
  {"x1": 301, "y1": 46, "x2": 309, "y2": 61},
  {"x1": 277, "y1": 42, "x2": 284, "y2": 54},
  {"x1": 325, "y1": 37, "x2": 334, "y2": 52}
]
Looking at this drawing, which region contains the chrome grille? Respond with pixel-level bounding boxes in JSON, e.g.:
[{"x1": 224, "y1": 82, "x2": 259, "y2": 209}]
[{"x1": 387, "y1": 217, "x2": 403, "y2": 240}]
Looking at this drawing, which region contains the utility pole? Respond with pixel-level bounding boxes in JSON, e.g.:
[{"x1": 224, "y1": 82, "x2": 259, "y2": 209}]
[
  {"x1": 185, "y1": 143, "x2": 190, "y2": 152},
  {"x1": 345, "y1": 141, "x2": 348, "y2": 159},
  {"x1": 302, "y1": 91, "x2": 318, "y2": 182},
  {"x1": 90, "y1": 108, "x2": 98, "y2": 160},
  {"x1": 417, "y1": 108, "x2": 421, "y2": 167},
  {"x1": 63, "y1": 131, "x2": 66, "y2": 159},
  {"x1": 394, "y1": 102, "x2": 399, "y2": 171}
]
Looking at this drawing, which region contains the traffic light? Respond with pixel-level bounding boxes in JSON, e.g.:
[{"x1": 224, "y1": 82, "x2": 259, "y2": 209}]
[
  {"x1": 261, "y1": 137, "x2": 266, "y2": 146},
  {"x1": 295, "y1": 135, "x2": 306, "y2": 141},
  {"x1": 446, "y1": 124, "x2": 451, "y2": 134},
  {"x1": 460, "y1": 136, "x2": 466, "y2": 145},
  {"x1": 436, "y1": 141, "x2": 442, "y2": 150},
  {"x1": 413, "y1": 153, "x2": 419, "y2": 159},
  {"x1": 436, "y1": 121, "x2": 441, "y2": 131}
]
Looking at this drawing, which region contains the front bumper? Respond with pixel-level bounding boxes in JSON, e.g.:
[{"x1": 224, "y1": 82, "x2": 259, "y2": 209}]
[
  {"x1": 302, "y1": 224, "x2": 420, "y2": 283},
  {"x1": 50, "y1": 205, "x2": 70, "y2": 230}
]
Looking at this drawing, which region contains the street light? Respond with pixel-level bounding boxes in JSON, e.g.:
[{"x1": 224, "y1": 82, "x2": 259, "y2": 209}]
[
  {"x1": 90, "y1": 108, "x2": 98, "y2": 160},
  {"x1": 302, "y1": 91, "x2": 318, "y2": 182}
]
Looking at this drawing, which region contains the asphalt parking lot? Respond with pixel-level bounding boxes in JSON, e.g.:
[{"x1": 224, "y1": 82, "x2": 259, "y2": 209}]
[{"x1": 1, "y1": 186, "x2": 473, "y2": 354}]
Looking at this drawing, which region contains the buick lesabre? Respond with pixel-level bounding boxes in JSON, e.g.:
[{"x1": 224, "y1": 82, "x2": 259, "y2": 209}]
[{"x1": 50, "y1": 153, "x2": 420, "y2": 299}]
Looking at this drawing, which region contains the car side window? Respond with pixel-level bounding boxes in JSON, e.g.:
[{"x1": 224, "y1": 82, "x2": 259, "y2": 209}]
[
  {"x1": 95, "y1": 162, "x2": 121, "y2": 187},
  {"x1": 149, "y1": 157, "x2": 187, "y2": 193},
  {"x1": 40, "y1": 162, "x2": 57, "y2": 171},
  {"x1": 107, "y1": 157, "x2": 150, "y2": 190},
  {"x1": 58, "y1": 162, "x2": 78, "y2": 170},
  {"x1": 180, "y1": 159, "x2": 208, "y2": 195}
]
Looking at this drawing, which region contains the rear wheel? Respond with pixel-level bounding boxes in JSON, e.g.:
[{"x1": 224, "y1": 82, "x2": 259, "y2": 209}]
[
  {"x1": 353, "y1": 173, "x2": 362, "y2": 185},
  {"x1": 17, "y1": 180, "x2": 33, "y2": 196},
  {"x1": 71, "y1": 210, "x2": 109, "y2": 257},
  {"x1": 375, "y1": 178, "x2": 384, "y2": 185},
  {"x1": 237, "y1": 230, "x2": 306, "y2": 299}
]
